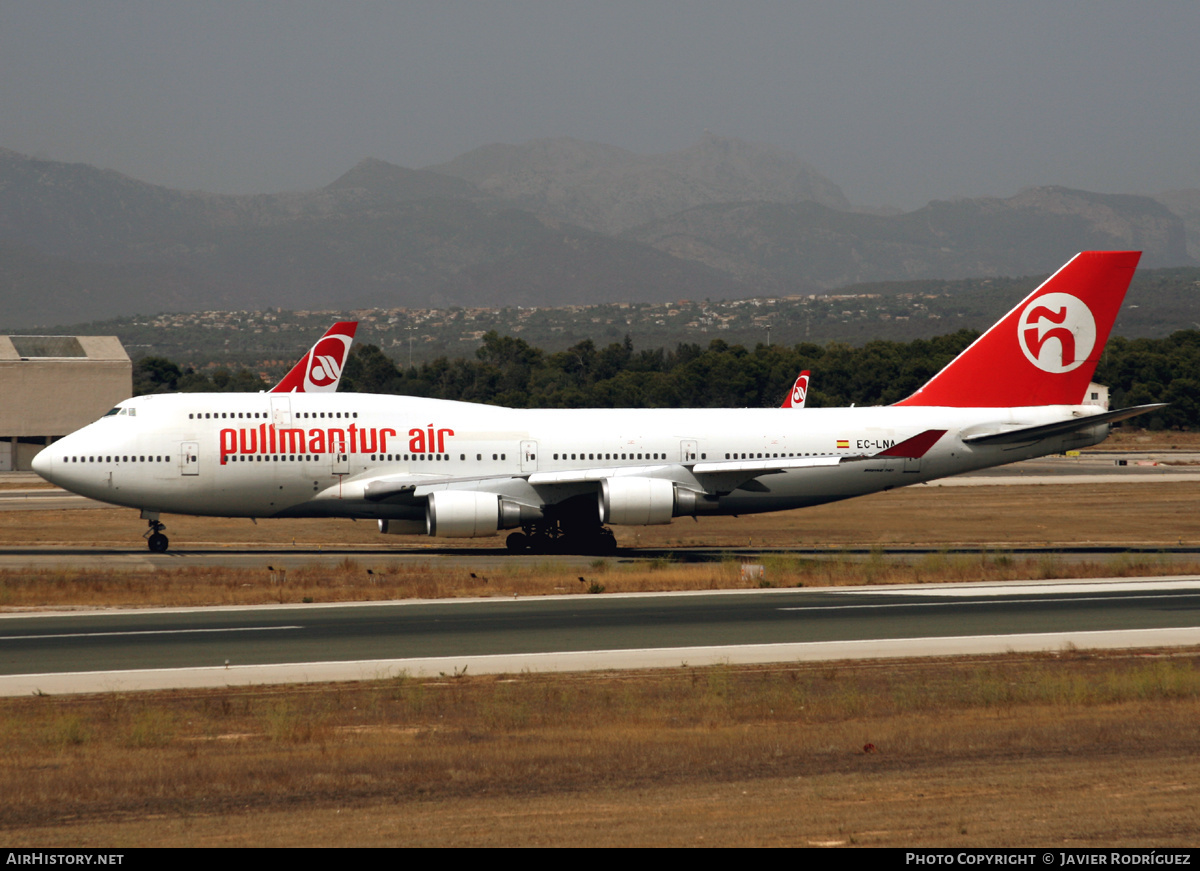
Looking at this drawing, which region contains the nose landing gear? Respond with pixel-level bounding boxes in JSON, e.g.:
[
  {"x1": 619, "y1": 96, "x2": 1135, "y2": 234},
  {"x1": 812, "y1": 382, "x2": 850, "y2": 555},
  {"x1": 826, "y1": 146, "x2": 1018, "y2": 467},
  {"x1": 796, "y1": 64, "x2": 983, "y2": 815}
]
[{"x1": 144, "y1": 518, "x2": 169, "y2": 553}]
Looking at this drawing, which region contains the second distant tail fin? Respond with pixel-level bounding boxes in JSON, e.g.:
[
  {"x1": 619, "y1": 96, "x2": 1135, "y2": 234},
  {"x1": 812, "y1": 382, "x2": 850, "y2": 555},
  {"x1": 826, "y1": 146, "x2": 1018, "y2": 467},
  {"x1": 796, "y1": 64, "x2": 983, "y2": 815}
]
[
  {"x1": 781, "y1": 370, "x2": 811, "y2": 408},
  {"x1": 269, "y1": 321, "x2": 358, "y2": 393},
  {"x1": 895, "y1": 251, "x2": 1140, "y2": 408}
]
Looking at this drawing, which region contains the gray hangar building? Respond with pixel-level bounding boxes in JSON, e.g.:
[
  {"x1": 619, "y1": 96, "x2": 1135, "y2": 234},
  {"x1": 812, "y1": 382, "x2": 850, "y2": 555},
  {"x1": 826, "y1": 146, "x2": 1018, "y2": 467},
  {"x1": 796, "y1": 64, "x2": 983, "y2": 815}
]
[{"x1": 0, "y1": 335, "x2": 132, "y2": 471}]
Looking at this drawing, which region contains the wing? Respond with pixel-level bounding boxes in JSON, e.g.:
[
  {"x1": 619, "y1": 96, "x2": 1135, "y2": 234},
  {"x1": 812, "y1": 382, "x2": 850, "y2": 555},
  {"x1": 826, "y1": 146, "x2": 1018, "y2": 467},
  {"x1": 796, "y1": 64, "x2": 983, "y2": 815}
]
[{"x1": 962, "y1": 404, "x2": 1164, "y2": 445}]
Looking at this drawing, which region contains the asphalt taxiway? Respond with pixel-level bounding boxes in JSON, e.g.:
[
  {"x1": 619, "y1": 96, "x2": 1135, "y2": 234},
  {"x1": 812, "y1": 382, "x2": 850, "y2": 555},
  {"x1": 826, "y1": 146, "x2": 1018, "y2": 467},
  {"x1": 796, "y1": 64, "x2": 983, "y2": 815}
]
[{"x1": 1, "y1": 577, "x2": 1197, "y2": 695}]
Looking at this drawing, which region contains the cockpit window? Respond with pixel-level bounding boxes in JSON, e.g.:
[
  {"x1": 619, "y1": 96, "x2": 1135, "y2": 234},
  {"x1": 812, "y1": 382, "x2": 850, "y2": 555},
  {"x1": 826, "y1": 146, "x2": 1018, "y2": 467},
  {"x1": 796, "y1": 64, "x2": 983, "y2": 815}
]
[{"x1": 103, "y1": 407, "x2": 121, "y2": 417}]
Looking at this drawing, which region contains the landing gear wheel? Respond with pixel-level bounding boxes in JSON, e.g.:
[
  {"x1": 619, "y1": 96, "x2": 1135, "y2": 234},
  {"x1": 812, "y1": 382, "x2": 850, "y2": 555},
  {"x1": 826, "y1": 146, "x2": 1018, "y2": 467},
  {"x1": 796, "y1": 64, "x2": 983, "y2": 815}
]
[
  {"x1": 506, "y1": 532, "x2": 529, "y2": 553},
  {"x1": 144, "y1": 518, "x2": 169, "y2": 553}
]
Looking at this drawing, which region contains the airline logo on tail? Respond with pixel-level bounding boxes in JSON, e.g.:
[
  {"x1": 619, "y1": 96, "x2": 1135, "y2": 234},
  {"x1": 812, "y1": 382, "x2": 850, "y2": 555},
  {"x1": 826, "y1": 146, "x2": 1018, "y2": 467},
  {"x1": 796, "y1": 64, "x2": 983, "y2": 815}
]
[
  {"x1": 305, "y1": 333, "x2": 353, "y2": 389},
  {"x1": 1018, "y1": 293, "x2": 1096, "y2": 374},
  {"x1": 781, "y1": 370, "x2": 811, "y2": 408},
  {"x1": 269, "y1": 321, "x2": 358, "y2": 393},
  {"x1": 895, "y1": 251, "x2": 1140, "y2": 408}
]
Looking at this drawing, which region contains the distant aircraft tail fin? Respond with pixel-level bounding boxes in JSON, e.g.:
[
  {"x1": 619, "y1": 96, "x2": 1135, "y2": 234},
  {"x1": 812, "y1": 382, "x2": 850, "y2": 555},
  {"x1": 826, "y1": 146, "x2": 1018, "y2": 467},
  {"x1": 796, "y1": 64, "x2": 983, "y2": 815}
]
[
  {"x1": 781, "y1": 370, "x2": 811, "y2": 408},
  {"x1": 269, "y1": 321, "x2": 358, "y2": 393},
  {"x1": 895, "y1": 251, "x2": 1140, "y2": 408}
]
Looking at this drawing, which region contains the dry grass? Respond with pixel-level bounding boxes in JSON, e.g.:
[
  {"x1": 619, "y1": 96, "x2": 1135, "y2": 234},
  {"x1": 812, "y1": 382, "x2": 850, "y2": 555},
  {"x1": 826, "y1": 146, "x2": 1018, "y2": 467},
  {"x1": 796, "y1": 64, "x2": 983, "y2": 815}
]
[
  {"x1": 1098, "y1": 429, "x2": 1200, "y2": 450},
  {"x1": 1, "y1": 650, "x2": 1198, "y2": 846}
]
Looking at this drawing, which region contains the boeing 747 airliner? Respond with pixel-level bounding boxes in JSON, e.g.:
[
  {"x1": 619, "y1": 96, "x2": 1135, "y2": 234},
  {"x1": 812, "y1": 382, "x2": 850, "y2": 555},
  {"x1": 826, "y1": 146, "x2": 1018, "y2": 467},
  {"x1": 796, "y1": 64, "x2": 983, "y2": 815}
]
[{"x1": 33, "y1": 252, "x2": 1160, "y2": 554}]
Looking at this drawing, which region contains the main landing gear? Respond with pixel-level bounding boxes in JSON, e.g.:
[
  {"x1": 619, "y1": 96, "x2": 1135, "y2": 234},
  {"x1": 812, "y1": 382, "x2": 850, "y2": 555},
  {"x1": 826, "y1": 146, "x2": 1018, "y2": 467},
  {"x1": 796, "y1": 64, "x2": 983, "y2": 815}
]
[
  {"x1": 144, "y1": 518, "x2": 169, "y2": 553},
  {"x1": 506, "y1": 521, "x2": 617, "y2": 555}
]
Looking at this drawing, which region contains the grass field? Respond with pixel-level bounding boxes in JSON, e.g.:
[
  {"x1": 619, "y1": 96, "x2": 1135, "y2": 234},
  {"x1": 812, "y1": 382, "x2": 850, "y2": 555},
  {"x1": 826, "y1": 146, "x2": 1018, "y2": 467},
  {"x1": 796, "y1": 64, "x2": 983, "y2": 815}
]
[{"x1": 2, "y1": 651, "x2": 1198, "y2": 846}]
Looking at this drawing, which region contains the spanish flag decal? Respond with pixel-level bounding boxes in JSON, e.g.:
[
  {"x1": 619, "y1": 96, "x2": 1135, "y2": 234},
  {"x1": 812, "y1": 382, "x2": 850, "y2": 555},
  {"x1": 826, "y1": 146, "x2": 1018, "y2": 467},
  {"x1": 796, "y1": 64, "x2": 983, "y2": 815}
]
[{"x1": 836, "y1": 439, "x2": 849, "y2": 450}]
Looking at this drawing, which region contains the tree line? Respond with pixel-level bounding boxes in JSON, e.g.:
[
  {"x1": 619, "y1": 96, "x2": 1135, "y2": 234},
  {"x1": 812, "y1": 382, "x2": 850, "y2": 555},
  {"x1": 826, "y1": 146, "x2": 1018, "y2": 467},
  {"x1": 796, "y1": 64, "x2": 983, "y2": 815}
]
[{"x1": 133, "y1": 329, "x2": 1200, "y2": 429}]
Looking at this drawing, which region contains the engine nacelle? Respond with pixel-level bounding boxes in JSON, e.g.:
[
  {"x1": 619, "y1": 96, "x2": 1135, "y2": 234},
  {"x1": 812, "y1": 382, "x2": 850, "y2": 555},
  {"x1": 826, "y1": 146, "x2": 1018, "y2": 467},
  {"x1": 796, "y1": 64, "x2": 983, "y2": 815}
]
[
  {"x1": 425, "y1": 490, "x2": 540, "y2": 538},
  {"x1": 673, "y1": 487, "x2": 721, "y2": 517},
  {"x1": 599, "y1": 477, "x2": 676, "y2": 526}
]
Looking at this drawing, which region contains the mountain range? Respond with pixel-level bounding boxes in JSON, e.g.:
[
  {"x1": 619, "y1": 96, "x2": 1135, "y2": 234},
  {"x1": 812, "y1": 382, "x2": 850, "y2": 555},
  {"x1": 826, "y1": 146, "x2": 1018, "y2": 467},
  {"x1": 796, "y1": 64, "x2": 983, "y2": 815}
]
[{"x1": 0, "y1": 137, "x2": 1194, "y2": 328}]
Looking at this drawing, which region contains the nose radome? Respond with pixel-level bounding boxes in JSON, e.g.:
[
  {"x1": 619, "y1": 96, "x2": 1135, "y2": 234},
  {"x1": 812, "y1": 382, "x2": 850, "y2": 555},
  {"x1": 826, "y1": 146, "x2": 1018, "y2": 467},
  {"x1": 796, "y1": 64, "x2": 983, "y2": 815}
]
[{"x1": 31, "y1": 446, "x2": 53, "y2": 480}]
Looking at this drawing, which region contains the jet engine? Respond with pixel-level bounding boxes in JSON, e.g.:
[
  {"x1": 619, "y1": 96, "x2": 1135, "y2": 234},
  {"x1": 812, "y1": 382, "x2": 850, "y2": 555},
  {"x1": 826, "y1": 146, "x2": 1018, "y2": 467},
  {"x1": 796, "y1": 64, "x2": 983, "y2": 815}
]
[
  {"x1": 425, "y1": 490, "x2": 541, "y2": 538},
  {"x1": 598, "y1": 478, "x2": 719, "y2": 526}
]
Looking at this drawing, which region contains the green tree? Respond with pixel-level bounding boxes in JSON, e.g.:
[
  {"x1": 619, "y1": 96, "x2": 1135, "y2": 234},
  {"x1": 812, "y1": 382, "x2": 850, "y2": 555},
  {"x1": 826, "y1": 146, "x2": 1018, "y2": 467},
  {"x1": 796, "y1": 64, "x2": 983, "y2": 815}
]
[{"x1": 132, "y1": 357, "x2": 182, "y2": 395}]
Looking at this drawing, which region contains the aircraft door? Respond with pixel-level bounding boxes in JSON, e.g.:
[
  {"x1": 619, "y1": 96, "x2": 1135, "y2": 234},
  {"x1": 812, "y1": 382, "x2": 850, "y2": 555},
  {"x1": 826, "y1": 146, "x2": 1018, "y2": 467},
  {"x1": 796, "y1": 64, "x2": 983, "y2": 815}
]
[
  {"x1": 680, "y1": 439, "x2": 698, "y2": 463},
  {"x1": 520, "y1": 440, "x2": 538, "y2": 473},
  {"x1": 270, "y1": 397, "x2": 291, "y2": 427},
  {"x1": 331, "y1": 435, "x2": 349, "y2": 476},
  {"x1": 181, "y1": 441, "x2": 199, "y2": 476}
]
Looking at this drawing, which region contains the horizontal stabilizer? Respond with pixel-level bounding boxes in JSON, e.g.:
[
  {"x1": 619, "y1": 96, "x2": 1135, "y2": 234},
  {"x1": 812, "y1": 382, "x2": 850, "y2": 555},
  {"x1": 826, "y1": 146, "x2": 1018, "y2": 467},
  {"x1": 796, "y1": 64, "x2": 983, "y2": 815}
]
[{"x1": 963, "y1": 404, "x2": 1165, "y2": 445}]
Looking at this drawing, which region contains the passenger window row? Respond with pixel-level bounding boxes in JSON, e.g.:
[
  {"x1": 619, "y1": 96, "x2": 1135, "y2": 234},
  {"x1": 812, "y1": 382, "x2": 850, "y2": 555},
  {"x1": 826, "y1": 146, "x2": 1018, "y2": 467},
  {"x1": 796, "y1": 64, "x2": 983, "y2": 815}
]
[
  {"x1": 368, "y1": 453, "x2": 505, "y2": 462},
  {"x1": 187, "y1": 411, "x2": 360, "y2": 420},
  {"x1": 226, "y1": 455, "x2": 348, "y2": 462},
  {"x1": 723, "y1": 452, "x2": 828, "y2": 459},
  {"x1": 550, "y1": 452, "x2": 707, "y2": 461}
]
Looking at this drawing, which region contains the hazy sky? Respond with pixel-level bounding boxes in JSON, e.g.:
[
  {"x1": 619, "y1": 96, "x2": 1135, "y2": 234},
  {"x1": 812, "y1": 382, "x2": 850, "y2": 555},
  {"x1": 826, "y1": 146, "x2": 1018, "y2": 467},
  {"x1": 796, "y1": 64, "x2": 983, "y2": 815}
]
[{"x1": 2, "y1": 1, "x2": 1196, "y2": 210}]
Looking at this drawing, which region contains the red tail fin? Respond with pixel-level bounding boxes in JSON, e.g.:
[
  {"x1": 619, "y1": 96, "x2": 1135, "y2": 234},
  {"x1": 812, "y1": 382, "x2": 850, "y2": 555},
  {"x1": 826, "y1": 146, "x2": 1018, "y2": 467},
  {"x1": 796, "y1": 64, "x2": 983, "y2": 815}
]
[
  {"x1": 895, "y1": 251, "x2": 1140, "y2": 408},
  {"x1": 269, "y1": 321, "x2": 358, "y2": 393},
  {"x1": 781, "y1": 371, "x2": 811, "y2": 408}
]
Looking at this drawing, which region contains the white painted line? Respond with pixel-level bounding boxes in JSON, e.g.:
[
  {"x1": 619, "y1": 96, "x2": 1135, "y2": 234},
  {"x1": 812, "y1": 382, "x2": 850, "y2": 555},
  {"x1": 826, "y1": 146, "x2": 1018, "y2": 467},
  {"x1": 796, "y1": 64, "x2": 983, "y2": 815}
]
[
  {"x1": 840, "y1": 578, "x2": 1200, "y2": 597},
  {"x1": 779, "y1": 592, "x2": 1196, "y2": 612},
  {"x1": 0, "y1": 625, "x2": 302, "y2": 641}
]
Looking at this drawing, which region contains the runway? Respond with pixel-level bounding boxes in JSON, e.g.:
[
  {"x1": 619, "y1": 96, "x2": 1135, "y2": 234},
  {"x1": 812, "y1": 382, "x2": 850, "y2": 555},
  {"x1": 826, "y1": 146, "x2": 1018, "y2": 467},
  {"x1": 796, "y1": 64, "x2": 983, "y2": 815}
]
[{"x1": 2, "y1": 577, "x2": 1197, "y2": 696}]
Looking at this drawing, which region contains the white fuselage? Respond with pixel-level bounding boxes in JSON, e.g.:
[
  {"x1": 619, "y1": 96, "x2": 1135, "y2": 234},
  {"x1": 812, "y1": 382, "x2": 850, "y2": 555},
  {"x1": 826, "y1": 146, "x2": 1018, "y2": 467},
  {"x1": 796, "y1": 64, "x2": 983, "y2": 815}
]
[{"x1": 33, "y1": 391, "x2": 1108, "y2": 531}]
